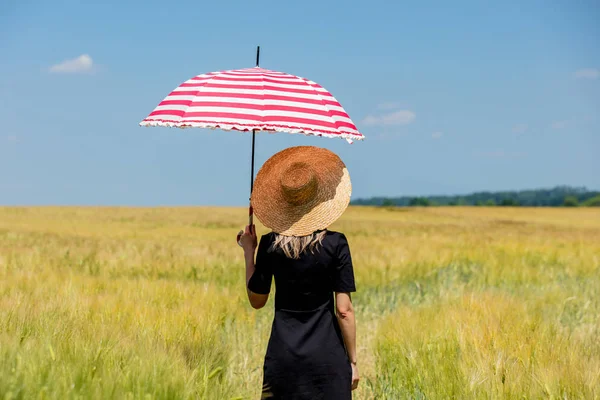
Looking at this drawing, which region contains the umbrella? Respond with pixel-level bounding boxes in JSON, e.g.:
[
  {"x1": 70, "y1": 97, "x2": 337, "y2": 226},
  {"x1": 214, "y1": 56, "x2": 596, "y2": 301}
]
[{"x1": 140, "y1": 47, "x2": 364, "y2": 227}]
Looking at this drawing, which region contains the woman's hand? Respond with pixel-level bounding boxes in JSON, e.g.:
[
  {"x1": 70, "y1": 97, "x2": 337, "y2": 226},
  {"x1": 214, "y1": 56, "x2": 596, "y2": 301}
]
[
  {"x1": 239, "y1": 224, "x2": 257, "y2": 253},
  {"x1": 351, "y1": 362, "x2": 359, "y2": 391}
]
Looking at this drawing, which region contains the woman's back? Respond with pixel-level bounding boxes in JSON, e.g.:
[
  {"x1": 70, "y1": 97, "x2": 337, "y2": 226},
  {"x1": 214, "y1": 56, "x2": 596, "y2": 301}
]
[
  {"x1": 250, "y1": 231, "x2": 355, "y2": 312},
  {"x1": 248, "y1": 230, "x2": 356, "y2": 399}
]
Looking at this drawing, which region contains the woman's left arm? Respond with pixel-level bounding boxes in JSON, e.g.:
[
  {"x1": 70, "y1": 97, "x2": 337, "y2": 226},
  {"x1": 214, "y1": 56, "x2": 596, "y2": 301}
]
[{"x1": 240, "y1": 225, "x2": 270, "y2": 309}]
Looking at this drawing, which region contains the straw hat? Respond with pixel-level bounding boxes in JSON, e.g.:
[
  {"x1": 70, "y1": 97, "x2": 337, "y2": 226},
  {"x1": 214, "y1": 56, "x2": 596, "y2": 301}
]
[{"x1": 251, "y1": 146, "x2": 351, "y2": 236}]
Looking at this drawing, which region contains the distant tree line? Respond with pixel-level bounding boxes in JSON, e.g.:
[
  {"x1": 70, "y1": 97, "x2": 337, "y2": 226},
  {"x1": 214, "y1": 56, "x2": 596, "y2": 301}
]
[{"x1": 351, "y1": 186, "x2": 600, "y2": 207}]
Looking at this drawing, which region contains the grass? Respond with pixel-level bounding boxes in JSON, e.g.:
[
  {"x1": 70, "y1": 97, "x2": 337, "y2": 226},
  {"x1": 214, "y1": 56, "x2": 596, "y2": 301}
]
[{"x1": 1, "y1": 206, "x2": 599, "y2": 399}]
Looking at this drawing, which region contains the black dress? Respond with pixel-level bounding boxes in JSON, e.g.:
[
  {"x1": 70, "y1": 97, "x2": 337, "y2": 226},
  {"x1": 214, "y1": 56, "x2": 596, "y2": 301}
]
[{"x1": 248, "y1": 230, "x2": 356, "y2": 400}]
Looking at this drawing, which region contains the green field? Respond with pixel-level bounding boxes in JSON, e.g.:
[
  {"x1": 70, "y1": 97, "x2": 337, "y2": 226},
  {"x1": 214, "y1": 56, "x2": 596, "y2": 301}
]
[{"x1": 1, "y1": 206, "x2": 599, "y2": 399}]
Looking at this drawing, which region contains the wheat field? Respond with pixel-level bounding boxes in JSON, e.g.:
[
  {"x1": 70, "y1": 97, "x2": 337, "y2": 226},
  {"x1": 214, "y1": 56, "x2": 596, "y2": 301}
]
[{"x1": 1, "y1": 206, "x2": 599, "y2": 399}]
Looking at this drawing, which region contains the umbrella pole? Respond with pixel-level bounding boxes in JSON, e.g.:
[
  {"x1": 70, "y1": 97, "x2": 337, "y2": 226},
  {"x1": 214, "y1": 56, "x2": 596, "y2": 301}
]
[
  {"x1": 249, "y1": 129, "x2": 256, "y2": 226},
  {"x1": 248, "y1": 46, "x2": 260, "y2": 227}
]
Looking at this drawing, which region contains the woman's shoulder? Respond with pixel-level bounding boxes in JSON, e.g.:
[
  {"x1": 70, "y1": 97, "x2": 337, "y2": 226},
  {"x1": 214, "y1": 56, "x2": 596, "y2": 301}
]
[
  {"x1": 260, "y1": 231, "x2": 275, "y2": 242},
  {"x1": 326, "y1": 229, "x2": 344, "y2": 238},
  {"x1": 323, "y1": 230, "x2": 348, "y2": 247},
  {"x1": 325, "y1": 230, "x2": 346, "y2": 239},
  {"x1": 259, "y1": 230, "x2": 346, "y2": 245}
]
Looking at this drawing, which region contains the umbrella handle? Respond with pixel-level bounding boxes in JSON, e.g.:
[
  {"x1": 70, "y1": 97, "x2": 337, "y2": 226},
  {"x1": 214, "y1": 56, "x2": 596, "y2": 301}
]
[{"x1": 237, "y1": 205, "x2": 254, "y2": 246}]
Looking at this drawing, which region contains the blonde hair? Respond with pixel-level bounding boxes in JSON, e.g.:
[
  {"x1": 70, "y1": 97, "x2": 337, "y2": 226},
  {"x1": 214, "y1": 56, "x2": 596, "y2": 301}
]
[{"x1": 271, "y1": 230, "x2": 327, "y2": 259}]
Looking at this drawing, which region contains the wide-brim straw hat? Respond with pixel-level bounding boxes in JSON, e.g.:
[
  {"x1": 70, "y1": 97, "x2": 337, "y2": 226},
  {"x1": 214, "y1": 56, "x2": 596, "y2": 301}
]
[{"x1": 251, "y1": 146, "x2": 351, "y2": 236}]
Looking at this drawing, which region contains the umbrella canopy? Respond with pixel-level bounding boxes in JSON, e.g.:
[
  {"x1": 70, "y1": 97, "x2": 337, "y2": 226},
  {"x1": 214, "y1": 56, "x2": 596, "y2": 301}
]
[
  {"x1": 140, "y1": 48, "x2": 362, "y2": 236},
  {"x1": 139, "y1": 67, "x2": 364, "y2": 143}
]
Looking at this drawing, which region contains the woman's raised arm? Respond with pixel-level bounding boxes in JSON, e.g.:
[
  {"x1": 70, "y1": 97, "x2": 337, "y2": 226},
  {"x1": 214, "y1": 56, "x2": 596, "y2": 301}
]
[{"x1": 240, "y1": 225, "x2": 271, "y2": 309}]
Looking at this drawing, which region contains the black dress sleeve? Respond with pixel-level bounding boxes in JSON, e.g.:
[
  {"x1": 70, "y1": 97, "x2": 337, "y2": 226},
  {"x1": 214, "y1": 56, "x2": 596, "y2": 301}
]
[
  {"x1": 247, "y1": 234, "x2": 273, "y2": 295},
  {"x1": 333, "y1": 233, "x2": 356, "y2": 293}
]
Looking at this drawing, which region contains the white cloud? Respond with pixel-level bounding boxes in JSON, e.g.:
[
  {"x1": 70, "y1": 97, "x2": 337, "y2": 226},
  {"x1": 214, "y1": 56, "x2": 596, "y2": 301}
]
[
  {"x1": 431, "y1": 131, "x2": 444, "y2": 139},
  {"x1": 49, "y1": 54, "x2": 94, "y2": 74},
  {"x1": 574, "y1": 68, "x2": 599, "y2": 80},
  {"x1": 363, "y1": 110, "x2": 416, "y2": 126},
  {"x1": 550, "y1": 120, "x2": 568, "y2": 130},
  {"x1": 512, "y1": 123, "x2": 528, "y2": 134}
]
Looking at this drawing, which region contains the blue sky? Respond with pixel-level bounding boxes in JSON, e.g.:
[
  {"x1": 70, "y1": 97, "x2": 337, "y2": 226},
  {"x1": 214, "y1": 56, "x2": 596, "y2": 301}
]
[{"x1": 1, "y1": 0, "x2": 598, "y2": 206}]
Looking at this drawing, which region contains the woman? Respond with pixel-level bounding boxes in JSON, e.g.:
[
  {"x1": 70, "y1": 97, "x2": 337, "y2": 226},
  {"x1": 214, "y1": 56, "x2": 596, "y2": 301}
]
[{"x1": 239, "y1": 146, "x2": 359, "y2": 399}]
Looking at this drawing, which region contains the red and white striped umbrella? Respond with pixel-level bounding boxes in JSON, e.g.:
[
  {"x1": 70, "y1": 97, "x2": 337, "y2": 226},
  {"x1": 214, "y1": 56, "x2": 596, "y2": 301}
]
[
  {"x1": 139, "y1": 67, "x2": 364, "y2": 143},
  {"x1": 139, "y1": 48, "x2": 363, "y2": 234}
]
